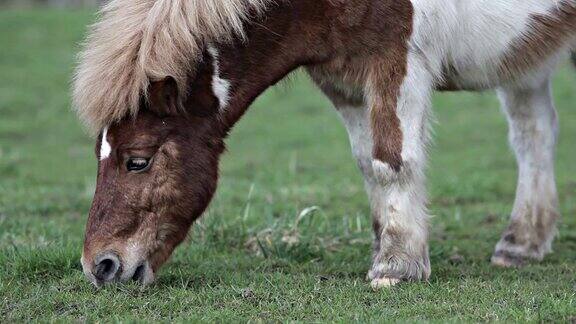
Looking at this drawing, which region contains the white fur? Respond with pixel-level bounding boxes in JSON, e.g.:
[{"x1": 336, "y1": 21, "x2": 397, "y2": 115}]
[
  {"x1": 410, "y1": 0, "x2": 573, "y2": 88},
  {"x1": 100, "y1": 127, "x2": 111, "y2": 160},
  {"x1": 335, "y1": 56, "x2": 434, "y2": 283},
  {"x1": 120, "y1": 240, "x2": 155, "y2": 285},
  {"x1": 336, "y1": 105, "x2": 373, "y2": 178},
  {"x1": 208, "y1": 46, "x2": 231, "y2": 110},
  {"x1": 495, "y1": 76, "x2": 559, "y2": 259},
  {"x1": 372, "y1": 49, "x2": 433, "y2": 284},
  {"x1": 346, "y1": 0, "x2": 570, "y2": 280},
  {"x1": 406, "y1": 0, "x2": 568, "y2": 263}
]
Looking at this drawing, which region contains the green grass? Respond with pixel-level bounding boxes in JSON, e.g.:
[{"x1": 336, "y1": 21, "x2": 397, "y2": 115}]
[{"x1": 1, "y1": 9, "x2": 575, "y2": 322}]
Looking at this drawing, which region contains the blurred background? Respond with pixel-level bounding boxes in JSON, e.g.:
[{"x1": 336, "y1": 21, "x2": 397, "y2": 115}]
[
  {"x1": 0, "y1": 0, "x2": 105, "y2": 7},
  {"x1": 1, "y1": 1, "x2": 575, "y2": 322}
]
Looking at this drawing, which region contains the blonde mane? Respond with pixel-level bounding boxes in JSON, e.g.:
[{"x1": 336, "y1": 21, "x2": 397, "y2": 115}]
[{"x1": 73, "y1": 0, "x2": 271, "y2": 134}]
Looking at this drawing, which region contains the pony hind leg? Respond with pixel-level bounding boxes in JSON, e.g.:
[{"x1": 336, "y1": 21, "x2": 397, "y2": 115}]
[{"x1": 492, "y1": 77, "x2": 560, "y2": 267}]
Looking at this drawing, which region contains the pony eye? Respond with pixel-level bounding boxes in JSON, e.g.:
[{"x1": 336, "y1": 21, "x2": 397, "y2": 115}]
[{"x1": 126, "y1": 158, "x2": 151, "y2": 172}]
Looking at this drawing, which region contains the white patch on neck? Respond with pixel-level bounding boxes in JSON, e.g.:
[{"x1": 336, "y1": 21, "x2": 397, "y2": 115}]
[
  {"x1": 100, "y1": 127, "x2": 111, "y2": 160},
  {"x1": 207, "y1": 46, "x2": 231, "y2": 110}
]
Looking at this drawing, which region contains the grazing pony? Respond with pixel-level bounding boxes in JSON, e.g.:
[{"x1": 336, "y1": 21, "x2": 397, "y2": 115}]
[{"x1": 74, "y1": 0, "x2": 576, "y2": 288}]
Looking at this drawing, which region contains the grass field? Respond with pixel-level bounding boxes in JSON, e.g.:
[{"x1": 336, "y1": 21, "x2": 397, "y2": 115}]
[{"x1": 1, "y1": 9, "x2": 575, "y2": 322}]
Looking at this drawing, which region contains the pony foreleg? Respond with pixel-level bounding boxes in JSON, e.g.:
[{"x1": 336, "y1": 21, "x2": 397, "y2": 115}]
[
  {"x1": 334, "y1": 98, "x2": 431, "y2": 289},
  {"x1": 365, "y1": 57, "x2": 434, "y2": 288},
  {"x1": 492, "y1": 77, "x2": 560, "y2": 267}
]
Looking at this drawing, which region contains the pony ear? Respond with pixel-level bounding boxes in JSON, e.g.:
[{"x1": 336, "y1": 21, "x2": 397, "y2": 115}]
[
  {"x1": 147, "y1": 77, "x2": 180, "y2": 117},
  {"x1": 182, "y1": 53, "x2": 221, "y2": 117},
  {"x1": 147, "y1": 54, "x2": 221, "y2": 118}
]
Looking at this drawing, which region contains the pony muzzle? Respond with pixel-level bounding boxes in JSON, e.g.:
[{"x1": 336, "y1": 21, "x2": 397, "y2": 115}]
[{"x1": 82, "y1": 251, "x2": 155, "y2": 287}]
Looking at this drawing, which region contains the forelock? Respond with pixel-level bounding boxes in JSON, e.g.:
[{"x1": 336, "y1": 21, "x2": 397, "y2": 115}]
[{"x1": 73, "y1": 0, "x2": 272, "y2": 135}]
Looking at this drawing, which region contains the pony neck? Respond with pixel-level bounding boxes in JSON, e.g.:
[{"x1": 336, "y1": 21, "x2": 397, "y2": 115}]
[{"x1": 213, "y1": 0, "x2": 335, "y2": 131}]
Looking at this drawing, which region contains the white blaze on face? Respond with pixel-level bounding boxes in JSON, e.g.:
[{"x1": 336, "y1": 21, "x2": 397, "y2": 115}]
[
  {"x1": 100, "y1": 127, "x2": 112, "y2": 160},
  {"x1": 207, "y1": 46, "x2": 231, "y2": 110}
]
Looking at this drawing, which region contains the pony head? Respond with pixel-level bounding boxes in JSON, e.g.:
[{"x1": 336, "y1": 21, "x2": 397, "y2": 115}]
[{"x1": 81, "y1": 76, "x2": 225, "y2": 286}]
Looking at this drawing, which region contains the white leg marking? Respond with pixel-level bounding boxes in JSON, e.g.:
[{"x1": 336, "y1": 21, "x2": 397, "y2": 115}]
[
  {"x1": 100, "y1": 127, "x2": 111, "y2": 161},
  {"x1": 493, "y1": 75, "x2": 560, "y2": 263},
  {"x1": 334, "y1": 54, "x2": 434, "y2": 286},
  {"x1": 207, "y1": 46, "x2": 231, "y2": 110},
  {"x1": 369, "y1": 51, "x2": 433, "y2": 287}
]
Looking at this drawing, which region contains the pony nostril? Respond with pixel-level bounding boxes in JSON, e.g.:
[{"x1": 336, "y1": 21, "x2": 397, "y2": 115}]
[
  {"x1": 93, "y1": 252, "x2": 121, "y2": 282},
  {"x1": 96, "y1": 259, "x2": 115, "y2": 277},
  {"x1": 132, "y1": 264, "x2": 145, "y2": 282}
]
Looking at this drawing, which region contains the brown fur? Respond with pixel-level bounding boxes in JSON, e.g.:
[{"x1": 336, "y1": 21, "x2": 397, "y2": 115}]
[
  {"x1": 500, "y1": 1, "x2": 576, "y2": 79},
  {"x1": 78, "y1": 0, "x2": 575, "y2": 285},
  {"x1": 306, "y1": 0, "x2": 413, "y2": 170},
  {"x1": 83, "y1": 108, "x2": 225, "y2": 273},
  {"x1": 80, "y1": 0, "x2": 415, "y2": 283},
  {"x1": 365, "y1": 55, "x2": 407, "y2": 171}
]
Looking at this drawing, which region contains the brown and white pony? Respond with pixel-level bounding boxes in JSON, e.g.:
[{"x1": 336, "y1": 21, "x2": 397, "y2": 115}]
[{"x1": 73, "y1": 0, "x2": 576, "y2": 288}]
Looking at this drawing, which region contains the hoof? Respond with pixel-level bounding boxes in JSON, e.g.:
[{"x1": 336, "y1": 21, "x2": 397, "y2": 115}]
[
  {"x1": 491, "y1": 250, "x2": 527, "y2": 268},
  {"x1": 370, "y1": 277, "x2": 401, "y2": 290}
]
